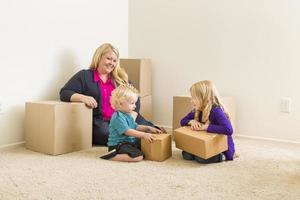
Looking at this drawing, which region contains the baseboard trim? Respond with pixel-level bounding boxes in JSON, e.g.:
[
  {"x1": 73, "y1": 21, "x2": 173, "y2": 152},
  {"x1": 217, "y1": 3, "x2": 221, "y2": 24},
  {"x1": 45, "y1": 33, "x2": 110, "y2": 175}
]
[
  {"x1": 235, "y1": 134, "x2": 300, "y2": 145},
  {"x1": 0, "y1": 141, "x2": 25, "y2": 151},
  {"x1": 158, "y1": 125, "x2": 300, "y2": 145}
]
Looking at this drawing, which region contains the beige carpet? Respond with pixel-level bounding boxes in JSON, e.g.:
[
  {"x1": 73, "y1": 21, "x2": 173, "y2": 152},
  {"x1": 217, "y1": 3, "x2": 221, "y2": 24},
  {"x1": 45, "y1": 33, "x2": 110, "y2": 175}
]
[{"x1": 0, "y1": 138, "x2": 299, "y2": 200}]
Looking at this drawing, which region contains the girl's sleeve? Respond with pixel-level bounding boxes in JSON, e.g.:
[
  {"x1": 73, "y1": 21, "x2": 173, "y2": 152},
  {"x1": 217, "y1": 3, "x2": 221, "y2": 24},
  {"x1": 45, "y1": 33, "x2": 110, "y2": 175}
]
[
  {"x1": 207, "y1": 107, "x2": 233, "y2": 135},
  {"x1": 60, "y1": 70, "x2": 85, "y2": 102},
  {"x1": 180, "y1": 111, "x2": 195, "y2": 126}
]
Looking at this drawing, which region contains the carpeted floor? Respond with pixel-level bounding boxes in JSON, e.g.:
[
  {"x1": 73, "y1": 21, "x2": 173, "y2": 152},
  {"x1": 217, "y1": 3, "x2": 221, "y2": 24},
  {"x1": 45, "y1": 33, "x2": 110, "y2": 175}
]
[{"x1": 0, "y1": 138, "x2": 299, "y2": 200}]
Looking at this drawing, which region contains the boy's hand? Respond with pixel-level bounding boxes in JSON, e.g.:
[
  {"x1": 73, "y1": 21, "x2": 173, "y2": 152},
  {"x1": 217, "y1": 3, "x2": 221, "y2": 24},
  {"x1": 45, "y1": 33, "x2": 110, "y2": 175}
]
[
  {"x1": 190, "y1": 120, "x2": 202, "y2": 131},
  {"x1": 148, "y1": 126, "x2": 162, "y2": 134},
  {"x1": 143, "y1": 132, "x2": 155, "y2": 143}
]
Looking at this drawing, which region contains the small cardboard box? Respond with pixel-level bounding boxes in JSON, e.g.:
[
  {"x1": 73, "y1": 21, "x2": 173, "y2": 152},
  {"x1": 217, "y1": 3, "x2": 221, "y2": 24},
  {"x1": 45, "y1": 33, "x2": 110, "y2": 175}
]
[
  {"x1": 25, "y1": 101, "x2": 92, "y2": 155},
  {"x1": 120, "y1": 58, "x2": 151, "y2": 97},
  {"x1": 140, "y1": 95, "x2": 152, "y2": 121},
  {"x1": 174, "y1": 127, "x2": 227, "y2": 159},
  {"x1": 141, "y1": 134, "x2": 172, "y2": 161},
  {"x1": 173, "y1": 96, "x2": 236, "y2": 131}
]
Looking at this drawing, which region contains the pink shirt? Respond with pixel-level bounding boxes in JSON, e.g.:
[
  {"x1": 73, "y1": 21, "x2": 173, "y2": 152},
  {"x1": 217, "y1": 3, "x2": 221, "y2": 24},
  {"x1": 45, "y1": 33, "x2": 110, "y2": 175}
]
[{"x1": 93, "y1": 70, "x2": 115, "y2": 120}]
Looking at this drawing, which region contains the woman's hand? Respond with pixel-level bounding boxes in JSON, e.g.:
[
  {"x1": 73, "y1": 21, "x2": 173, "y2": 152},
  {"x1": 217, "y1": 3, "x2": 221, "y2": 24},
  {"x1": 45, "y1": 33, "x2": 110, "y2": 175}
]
[
  {"x1": 189, "y1": 120, "x2": 202, "y2": 131},
  {"x1": 81, "y1": 95, "x2": 98, "y2": 108},
  {"x1": 142, "y1": 132, "x2": 155, "y2": 143},
  {"x1": 147, "y1": 126, "x2": 162, "y2": 134}
]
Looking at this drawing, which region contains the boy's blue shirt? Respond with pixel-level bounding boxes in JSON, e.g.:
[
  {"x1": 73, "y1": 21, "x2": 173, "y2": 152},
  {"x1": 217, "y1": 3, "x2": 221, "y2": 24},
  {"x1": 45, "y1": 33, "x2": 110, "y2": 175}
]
[{"x1": 107, "y1": 111, "x2": 138, "y2": 147}]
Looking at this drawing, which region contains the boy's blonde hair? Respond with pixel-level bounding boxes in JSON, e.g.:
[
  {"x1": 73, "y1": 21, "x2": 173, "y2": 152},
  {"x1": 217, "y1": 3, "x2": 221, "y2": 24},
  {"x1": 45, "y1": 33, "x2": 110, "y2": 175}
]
[
  {"x1": 110, "y1": 84, "x2": 139, "y2": 110},
  {"x1": 89, "y1": 43, "x2": 128, "y2": 86},
  {"x1": 190, "y1": 80, "x2": 231, "y2": 124}
]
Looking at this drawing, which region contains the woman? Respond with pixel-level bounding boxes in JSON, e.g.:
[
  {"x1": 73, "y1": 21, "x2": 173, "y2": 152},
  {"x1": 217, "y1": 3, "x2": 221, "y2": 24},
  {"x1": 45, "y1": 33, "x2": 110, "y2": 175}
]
[{"x1": 60, "y1": 43, "x2": 160, "y2": 145}]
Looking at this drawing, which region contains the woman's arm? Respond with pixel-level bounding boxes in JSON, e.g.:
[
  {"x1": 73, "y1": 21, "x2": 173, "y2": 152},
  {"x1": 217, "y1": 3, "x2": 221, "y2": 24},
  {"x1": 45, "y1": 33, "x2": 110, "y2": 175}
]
[
  {"x1": 60, "y1": 70, "x2": 97, "y2": 108},
  {"x1": 136, "y1": 125, "x2": 162, "y2": 134},
  {"x1": 134, "y1": 97, "x2": 141, "y2": 112},
  {"x1": 60, "y1": 70, "x2": 85, "y2": 102}
]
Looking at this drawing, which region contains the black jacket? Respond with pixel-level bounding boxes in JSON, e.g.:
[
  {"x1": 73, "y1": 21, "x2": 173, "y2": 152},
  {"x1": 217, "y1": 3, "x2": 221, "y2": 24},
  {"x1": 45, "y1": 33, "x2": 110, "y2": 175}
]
[{"x1": 60, "y1": 69, "x2": 153, "y2": 126}]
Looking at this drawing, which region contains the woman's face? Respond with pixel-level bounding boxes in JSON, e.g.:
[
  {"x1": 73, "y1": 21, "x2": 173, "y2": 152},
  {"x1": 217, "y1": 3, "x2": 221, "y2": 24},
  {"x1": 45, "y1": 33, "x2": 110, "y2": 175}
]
[{"x1": 97, "y1": 50, "x2": 118, "y2": 74}]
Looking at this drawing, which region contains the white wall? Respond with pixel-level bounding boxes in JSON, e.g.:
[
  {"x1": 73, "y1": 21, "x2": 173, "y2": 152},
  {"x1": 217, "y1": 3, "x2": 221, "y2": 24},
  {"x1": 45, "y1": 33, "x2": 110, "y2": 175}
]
[
  {"x1": 0, "y1": 0, "x2": 128, "y2": 147},
  {"x1": 129, "y1": 0, "x2": 300, "y2": 142}
]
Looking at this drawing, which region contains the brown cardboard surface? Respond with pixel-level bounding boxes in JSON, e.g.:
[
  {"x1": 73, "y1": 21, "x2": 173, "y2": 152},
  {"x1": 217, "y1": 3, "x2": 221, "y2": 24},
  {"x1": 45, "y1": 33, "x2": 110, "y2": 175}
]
[
  {"x1": 173, "y1": 96, "x2": 236, "y2": 131},
  {"x1": 141, "y1": 134, "x2": 172, "y2": 161},
  {"x1": 120, "y1": 58, "x2": 151, "y2": 97},
  {"x1": 140, "y1": 95, "x2": 152, "y2": 121},
  {"x1": 174, "y1": 127, "x2": 227, "y2": 159},
  {"x1": 25, "y1": 101, "x2": 92, "y2": 155}
]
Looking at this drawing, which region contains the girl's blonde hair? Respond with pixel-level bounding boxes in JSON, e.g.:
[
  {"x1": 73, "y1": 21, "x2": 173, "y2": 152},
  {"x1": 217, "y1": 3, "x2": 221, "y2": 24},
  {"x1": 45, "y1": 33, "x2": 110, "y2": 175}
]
[
  {"x1": 89, "y1": 43, "x2": 128, "y2": 86},
  {"x1": 190, "y1": 80, "x2": 231, "y2": 124},
  {"x1": 110, "y1": 84, "x2": 139, "y2": 110}
]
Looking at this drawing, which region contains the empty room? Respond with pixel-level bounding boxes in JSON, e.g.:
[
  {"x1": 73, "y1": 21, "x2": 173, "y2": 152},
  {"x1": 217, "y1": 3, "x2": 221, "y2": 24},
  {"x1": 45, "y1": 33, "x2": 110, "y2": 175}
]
[{"x1": 0, "y1": 0, "x2": 299, "y2": 199}]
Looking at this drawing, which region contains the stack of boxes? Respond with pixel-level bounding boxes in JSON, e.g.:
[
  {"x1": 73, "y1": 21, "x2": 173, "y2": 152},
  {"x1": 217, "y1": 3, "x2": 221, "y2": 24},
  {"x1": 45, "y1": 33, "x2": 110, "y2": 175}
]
[
  {"x1": 120, "y1": 59, "x2": 152, "y2": 121},
  {"x1": 120, "y1": 58, "x2": 172, "y2": 161}
]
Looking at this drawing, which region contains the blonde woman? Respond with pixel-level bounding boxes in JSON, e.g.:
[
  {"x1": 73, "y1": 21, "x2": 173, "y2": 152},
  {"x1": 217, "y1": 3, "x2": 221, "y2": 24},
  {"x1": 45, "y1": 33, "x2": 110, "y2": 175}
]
[
  {"x1": 180, "y1": 80, "x2": 236, "y2": 163},
  {"x1": 60, "y1": 43, "x2": 158, "y2": 145}
]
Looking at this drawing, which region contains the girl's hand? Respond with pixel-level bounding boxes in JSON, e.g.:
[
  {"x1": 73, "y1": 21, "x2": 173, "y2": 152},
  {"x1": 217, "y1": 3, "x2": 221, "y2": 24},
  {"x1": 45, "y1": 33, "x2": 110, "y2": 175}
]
[
  {"x1": 143, "y1": 132, "x2": 155, "y2": 143},
  {"x1": 81, "y1": 95, "x2": 97, "y2": 108},
  {"x1": 190, "y1": 120, "x2": 202, "y2": 131},
  {"x1": 198, "y1": 124, "x2": 209, "y2": 131},
  {"x1": 148, "y1": 127, "x2": 162, "y2": 134}
]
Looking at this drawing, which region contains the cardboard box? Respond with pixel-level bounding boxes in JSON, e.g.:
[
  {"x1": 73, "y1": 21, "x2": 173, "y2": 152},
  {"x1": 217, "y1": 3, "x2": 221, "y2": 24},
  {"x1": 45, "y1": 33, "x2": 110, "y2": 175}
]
[
  {"x1": 173, "y1": 96, "x2": 236, "y2": 131},
  {"x1": 120, "y1": 58, "x2": 151, "y2": 97},
  {"x1": 174, "y1": 127, "x2": 227, "y2": 159},
  {"x1": 141, "y1": 134, "x2": 172, "y2": 161},
  {"x1": 25, "y1": 101, "x2": 92, "y2": 155},
  {"x1": 140, "y1": 95, "x2": 152, "y2": 121}
]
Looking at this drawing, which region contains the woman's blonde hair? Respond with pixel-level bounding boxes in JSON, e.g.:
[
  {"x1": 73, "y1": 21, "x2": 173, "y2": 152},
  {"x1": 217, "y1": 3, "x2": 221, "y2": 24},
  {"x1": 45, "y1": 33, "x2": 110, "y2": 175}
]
[
  {"x1": 110, "y1": 84, "x2": 139, "y2": 110},
  {"x1": 89, "y1": 43, "x2": 128, "y2": 86},
  {"x1": 190, "y1": 80, "x2": 231, "y2": 124}
]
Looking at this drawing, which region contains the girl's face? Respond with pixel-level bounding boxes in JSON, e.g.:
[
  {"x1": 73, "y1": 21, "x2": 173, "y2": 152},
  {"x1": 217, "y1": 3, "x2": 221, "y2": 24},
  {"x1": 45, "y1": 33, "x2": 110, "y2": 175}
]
[
  {"x1": 119, "y1": 96, "x2": 137, "y2": 113},
  {"x1": 97, "y1": 50, "x2": 118, "y2": 74},
  {"x1": 191, "y1": 96, "x2": 202, "y2": 110}
]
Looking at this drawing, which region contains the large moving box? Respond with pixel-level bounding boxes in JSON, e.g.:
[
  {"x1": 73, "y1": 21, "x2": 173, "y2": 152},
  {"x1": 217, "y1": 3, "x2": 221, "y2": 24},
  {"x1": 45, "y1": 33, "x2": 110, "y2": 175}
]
[
  {"x1": 141, "y1": 134, "x2": 172, "y2": 161},
  {"x1": 173, "y1": 96, "x2": 236, "y2": 131},
  {"x1": 140, "y1": 95, "x2": 152, "y2": 121},
  {"x1": 25, "y1": 101, "x2": 92, "y2": 155},
  {"x1": 120, "y1": 58, "x2": 151, "y2": 97},
  {"x1": 174, "y1": 127, "x2": 227, "y2": 159}
]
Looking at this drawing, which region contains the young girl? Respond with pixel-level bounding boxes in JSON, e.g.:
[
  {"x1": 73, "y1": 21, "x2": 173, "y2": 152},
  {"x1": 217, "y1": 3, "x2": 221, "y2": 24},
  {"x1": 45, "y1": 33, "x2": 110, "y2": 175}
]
[
  {"x1": 101, "y1": 84, "x2": 161, "y2": 162},
  {"x1": 180, "y1": 80, "x2": 236, "y2": 164}
]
